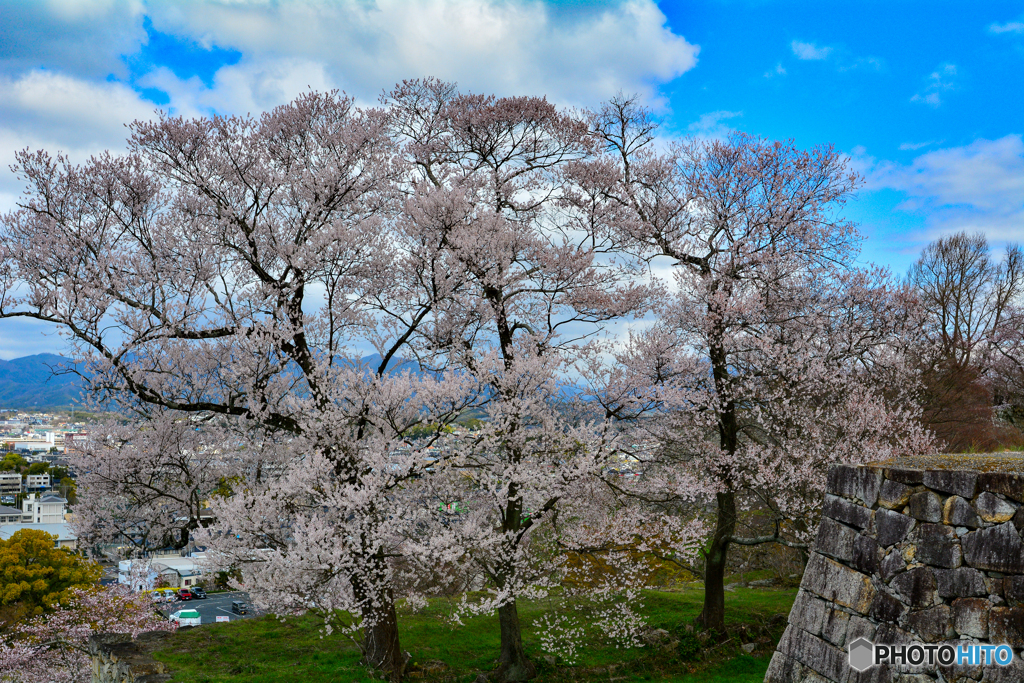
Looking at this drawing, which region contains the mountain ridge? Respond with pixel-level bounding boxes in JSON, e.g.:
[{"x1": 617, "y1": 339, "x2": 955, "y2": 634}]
[
  {"x1": 0, "y1": 354, "x2": 84, "y2": 408},
  {"x1": 0, "y1": 353, "x2": 424, "y2": 409}
]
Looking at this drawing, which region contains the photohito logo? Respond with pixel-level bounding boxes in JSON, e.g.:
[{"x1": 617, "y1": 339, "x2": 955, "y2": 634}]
[{"x1": 847, "y1": 637, "x2": 1014, "y2": 671}]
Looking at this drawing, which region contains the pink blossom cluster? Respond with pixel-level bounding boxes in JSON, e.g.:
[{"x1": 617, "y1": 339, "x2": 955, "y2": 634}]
[{"x1": 0, "y1": 585, "x2": 173, "y2": 683}]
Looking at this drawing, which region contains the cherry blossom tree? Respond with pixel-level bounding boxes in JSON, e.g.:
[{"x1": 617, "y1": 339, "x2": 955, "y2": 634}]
[
  {"x1": 0, "y1": 90, "x2": 476, "y2": 681},
  {"x1": 0, "y1": 584, "x2": 172, "y2": 683},
  {"x1": 566, "y1": 95, "x2": 936, "y2": 634},
  {"x1": 69, "y1": 412, "x2": 234, "y2": 557},
  {"x1": 381, "y1": 79, "x2": 665, "y2": 681}
]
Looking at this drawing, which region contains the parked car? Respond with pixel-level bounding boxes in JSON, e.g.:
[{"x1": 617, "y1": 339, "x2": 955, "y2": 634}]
[
  {"x1": 190, "y1": 586, "x2": 207, "y2": 599},
  {"x1": 168, "y1": 609, "x2": 202, "y2": 626},
  {"x1": 230, "y1": 600, "x2": 248, "y2": 615},
  {"x1": 176, "y1": 588, "x2": 193, "y2": 601},
  {"x1": 159, "y1": 589, "x2": 177, "y2": 603}
]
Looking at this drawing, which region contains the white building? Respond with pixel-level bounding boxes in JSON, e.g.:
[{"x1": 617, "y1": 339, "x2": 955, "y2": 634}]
[
  {"x1": 0, "y1": 522, "x2": 78, "y2": 550},
  {"x1": 22, "y1": 493, "x2": 67, "y2": 523}
]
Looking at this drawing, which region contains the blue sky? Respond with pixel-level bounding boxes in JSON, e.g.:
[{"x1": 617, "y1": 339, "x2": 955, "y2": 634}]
[{"x1": 0, "y1": 0, "x2": 1021, "y2": 358}]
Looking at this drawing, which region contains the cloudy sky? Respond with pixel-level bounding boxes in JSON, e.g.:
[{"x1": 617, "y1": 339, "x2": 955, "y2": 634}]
[{"x1": 0, "y1": 0, "x2": 1022, "y2": 358}]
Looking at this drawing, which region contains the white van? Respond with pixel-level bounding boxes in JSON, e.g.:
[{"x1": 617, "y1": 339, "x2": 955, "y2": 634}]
[{"x1": 168, "y1": 609, "x2": 202, "y2": 626}]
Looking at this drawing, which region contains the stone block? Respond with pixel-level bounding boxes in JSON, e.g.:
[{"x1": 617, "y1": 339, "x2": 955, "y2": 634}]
[
  {"x1": 890, "y1": 567, "x2": 937, "y2": 607},
  {"x1": 934, "y1": 567, "x2": 987, "y2": 598},
  {"x1": 776, "y1": 626, "x2": 849, "y2": 683},
  {"x1": 936, "y1": 642, "x2": 984, "y2": 682},
  {"x1": 873, "y1": 623, "x2": 929, "y2": 675},
  {"x1": 923, "y1": 469, "x2": 979, "y2": 499},
  {"x1": 1003, "y1": 576, "x2": 1024, "y2": 607},
  {"x1": 821, "y1": 606, "x2": 850, "y2": 646},
  {"x1": 880, "y1": 550, "x2": 907, "y2": 582},
  {"x1": 828, "y1": 465, "x2": 883, "y2": 507},
  {"x1": 974, "y1": 491, "x2": 1017, "y2": 523},
  {"x1": 787, "y1": 590, "x2": 829, "y2": 636},
  {"x1": 914, "y1": 523, "x2": 962, "y2": 568},
  {"x1": 875, "y1": 508, "x2": 916, "y2": 547},
  {"x1": 907, "y1": 604, "x2": 952, "y2": 642},
  {"x1": 989, "y1": 606, "x2": 1024, "y2": 648},
  {"x1": 978, "y1": 472, "x2": 1024, "y2": 502},
  {"x1": 981, "y1": 656, "x2": 1024, "y2": 683},
  {"x1": 822, "y1": 494, "x2": 874, "y2": 530},
  {"x1": 885, "y1": 467, "x2": 924, "y2": 485},
  {"x1": 847, "y1": 615, "x2": 877, "y2": 644},
  {"x1": 763, "y1": 650, "x2": 803, "y2": 683},
  {"x1": 851, "y1": 535, "x2": 881, "y2": 574},
  {"x1": 961, "y1": 522, "x2": 1024, "y2": 573},
  {"x1": 847, "y1": 663, "x2": 895, "y2": 683},
  {"x1": 907, "y1": 490, "x2": 943, "y2": 523},
  {"x1": 1013, "y1": 506, "x2": 1024, "y2": 533},
  {"x1": 815, "y1": 517, "x2": 859, "y2": 564},
  {"x1": 951, "y1": 597, "x2": 990, "y2": 639},
  {"x1": 878, "y1": 479, "x2": 914, "y2": 510},
  {"x1": 935, "y1": 639, "x2": 985, "y2": 683},
  {"x1": 869, "y1": 588, "x2": 908, "y2": 623},
  {"x1": 943, "y1": 495, "x2": 982, "y2": 528},
  {"x1": 802, "y1": 552, "x2": 876, "y2": 614}
]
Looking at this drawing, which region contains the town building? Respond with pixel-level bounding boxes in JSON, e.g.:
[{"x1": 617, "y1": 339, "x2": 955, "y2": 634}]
[
  {"x1": 0, "y1": 472, "x2": 20, "y2": 497},
  {"x1": 21, "y1": 492, "x2": 68, "y2": 523},
  {"x1": 118, "y1": 553, "x2": 207, "y2": 590},
  {"x1": 0, "y1": 505, "x2": 23, "y2": 524},
  {"x1": 25, "y1": 473, "x2": 50, "y2": 492}
]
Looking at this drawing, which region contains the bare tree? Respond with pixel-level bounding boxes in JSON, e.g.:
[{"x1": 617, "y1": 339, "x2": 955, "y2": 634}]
[{"x1": 908, "y1": 232, "x2": 1024, "y2": 449}]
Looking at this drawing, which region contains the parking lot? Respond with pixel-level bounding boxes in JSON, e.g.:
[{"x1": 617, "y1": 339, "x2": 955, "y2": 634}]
[{"x1": 159, "y1": 591, "x2": 259, "y2": 625}]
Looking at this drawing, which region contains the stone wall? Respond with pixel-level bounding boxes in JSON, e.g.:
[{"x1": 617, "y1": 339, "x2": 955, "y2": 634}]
[
  {"x1": 766, "y1": 456, "x2": 1024, "y2": 683},
  {"x1": 89, "y1": 631, "x2": 174, "y2": 683}
]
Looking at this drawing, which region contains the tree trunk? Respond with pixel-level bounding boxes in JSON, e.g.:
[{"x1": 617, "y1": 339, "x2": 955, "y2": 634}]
[
  {"x1": 495, "y1": 599, "x2": 536, "y2": 682},
  {"x1": 362, "y1": 587, "x2": 404, "y2": 682},
  {"x1": 698, "y1": 490, "x2": 736, "y2": 635}
]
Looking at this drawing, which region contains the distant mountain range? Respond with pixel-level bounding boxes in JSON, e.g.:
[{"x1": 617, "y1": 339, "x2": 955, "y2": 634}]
[
  {"x1": 0, "y1": 354, "x2": 84, "y2": 409},
  {"x1": 0, "y1": 353, "x2": 424, "y2": 409}
]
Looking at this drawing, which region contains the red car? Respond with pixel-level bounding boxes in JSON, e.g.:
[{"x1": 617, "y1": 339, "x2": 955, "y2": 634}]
[{"x1": 176, "y1": 588, "x2": 194, "y2": 601}]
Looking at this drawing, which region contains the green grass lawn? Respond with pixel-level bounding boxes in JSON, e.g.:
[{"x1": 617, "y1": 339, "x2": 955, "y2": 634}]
[{"x1": 152, "y1": 586, "x2": 796, "y2": 682}]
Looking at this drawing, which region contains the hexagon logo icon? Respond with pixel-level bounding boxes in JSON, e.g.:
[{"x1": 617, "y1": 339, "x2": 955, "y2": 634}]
[{"x1": 848, "y1": 637, "x2": 874, "y2": 672}]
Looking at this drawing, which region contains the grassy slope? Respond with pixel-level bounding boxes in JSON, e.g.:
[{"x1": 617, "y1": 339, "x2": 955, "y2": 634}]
[{"x1": 153, "y1": 586, "x2": 796, "y2": 683}]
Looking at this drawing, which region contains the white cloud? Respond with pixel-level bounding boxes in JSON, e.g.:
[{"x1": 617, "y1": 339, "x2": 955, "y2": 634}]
[
  {"x1": 0, "y1": 0, "x2": 701, "y2": 199},
  {"x1": 862, "y1": 135, "x2": 1024, "y2": 242},
  {"x1": 144, "y1": 0, "x2": 699, "y2": 109},
  {"x1": 989, "y1": 19, "x2": 1024, "y2": 34},
  {"x1": 0, "y1": 70, "x2": 159, "y2": 212},
  {"x1": 764, "y1": 62, "x2": 786, "y2": 78},
  {"x1": 898, "y1": 141, "x2": 939, "y2": 151},
  {"x1": 0, "y1": 0, "x2": 147, "y2": 79},
  {"x1": 687, "y1": 110, "x2": 741, "y2": 139},
  {"x1": 790, "y1": 40, "x2": 832, "y2": 60},
  {"x1": 911, "y1": 63, "x2": 957, "y2": 107},
  {"x1": 838, "y1": 56, "x2": 884, "y2": 72},
  {"x1": 139, "y1": 59, "x2": 336, "y2": 117},
  {"x1": 0, "y1": 69, "x2": 154, "y2": 145}
]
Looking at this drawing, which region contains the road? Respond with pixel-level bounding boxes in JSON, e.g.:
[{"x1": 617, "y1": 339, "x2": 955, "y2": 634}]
[{"x1": 159, "y1": 591, "x2": 259, "y2": 625}]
